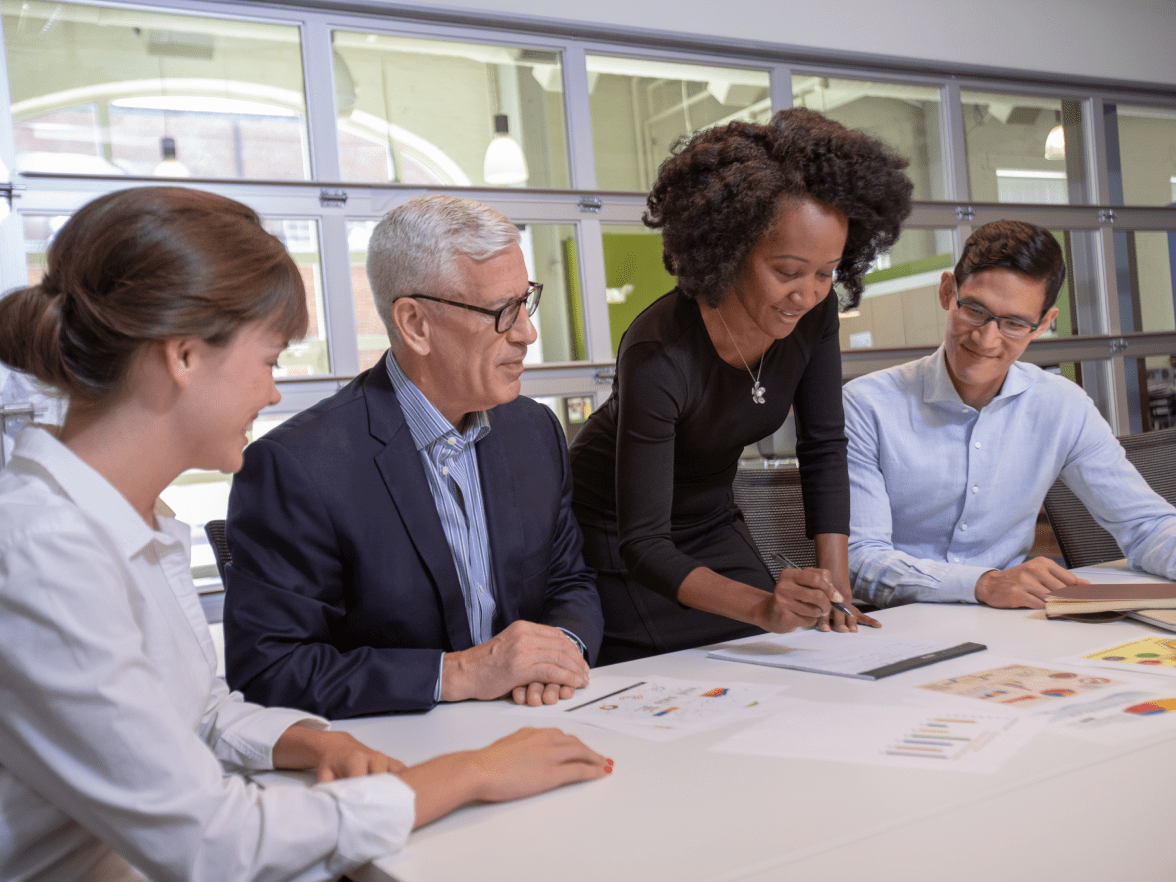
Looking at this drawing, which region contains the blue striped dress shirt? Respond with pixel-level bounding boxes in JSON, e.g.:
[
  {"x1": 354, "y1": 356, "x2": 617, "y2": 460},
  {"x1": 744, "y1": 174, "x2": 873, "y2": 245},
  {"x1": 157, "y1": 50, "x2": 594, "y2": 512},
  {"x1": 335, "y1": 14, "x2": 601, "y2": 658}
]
[{"x1": 385, "y1": 351, "x2": 498, "y2": 646}]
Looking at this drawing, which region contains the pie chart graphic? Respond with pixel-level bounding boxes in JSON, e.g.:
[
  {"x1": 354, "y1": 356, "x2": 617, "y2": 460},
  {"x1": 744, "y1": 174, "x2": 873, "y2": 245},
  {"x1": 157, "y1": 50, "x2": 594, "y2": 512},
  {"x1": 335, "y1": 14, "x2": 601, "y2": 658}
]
[{"x1": 1124, "y1": 699, "x2": 1176, "y2": 716}]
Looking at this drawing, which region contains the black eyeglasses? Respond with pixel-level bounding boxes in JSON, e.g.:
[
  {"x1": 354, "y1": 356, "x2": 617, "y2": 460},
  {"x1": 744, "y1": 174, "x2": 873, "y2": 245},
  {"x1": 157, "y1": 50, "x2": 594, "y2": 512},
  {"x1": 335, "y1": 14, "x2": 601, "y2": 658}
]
[
  {"x1": 406, "y1": 282, "x2": 542, "y2": 334},
  {"x1": 953, "y1": 294, "x2": 1042, "y2": 340}
]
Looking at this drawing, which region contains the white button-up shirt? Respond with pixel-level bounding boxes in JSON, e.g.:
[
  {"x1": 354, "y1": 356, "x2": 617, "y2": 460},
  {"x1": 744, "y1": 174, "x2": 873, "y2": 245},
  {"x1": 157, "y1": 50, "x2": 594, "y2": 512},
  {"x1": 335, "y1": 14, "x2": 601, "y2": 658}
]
[{"x1": 0, "y1": 428, "x2": 414, "y2": 882}]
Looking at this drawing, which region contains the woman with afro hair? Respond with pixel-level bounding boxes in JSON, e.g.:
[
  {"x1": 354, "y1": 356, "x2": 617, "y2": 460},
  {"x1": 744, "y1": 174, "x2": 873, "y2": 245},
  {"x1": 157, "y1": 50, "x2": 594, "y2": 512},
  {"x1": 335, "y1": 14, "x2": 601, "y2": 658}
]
[{"x1": 570, "y1": 107, "x2": 913, "y2": 663}]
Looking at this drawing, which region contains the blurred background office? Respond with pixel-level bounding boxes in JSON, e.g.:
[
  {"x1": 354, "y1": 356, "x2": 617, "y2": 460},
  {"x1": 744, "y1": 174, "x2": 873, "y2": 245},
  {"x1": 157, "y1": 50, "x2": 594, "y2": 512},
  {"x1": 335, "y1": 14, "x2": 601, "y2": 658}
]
[{"x1": 0, "y1": 0, "x2": 1172, "y2": 590}]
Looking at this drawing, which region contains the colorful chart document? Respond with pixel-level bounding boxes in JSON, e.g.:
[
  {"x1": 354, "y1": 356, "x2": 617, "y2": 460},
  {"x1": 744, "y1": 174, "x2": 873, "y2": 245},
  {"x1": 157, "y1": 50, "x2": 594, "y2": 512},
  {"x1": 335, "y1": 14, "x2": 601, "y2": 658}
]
[
  {"x1": 1075, "y1": 635, "x2": 1176, "y2": 677},
  {"x1": 916, "y1": 664, "x2": 1122, "y2": 709},
  {"x1": 706, "y1": 630, "x2": 985, "y2": 679},
  {"x1": 1045, "y1": 690, "x2": 1176, "y2": 745},
  {"x1": 506, "y1": 675, "x2": 784, "y2": 741},
  {"x1": 712, "y1": 697, "x2": 1043, "y2": 773}
]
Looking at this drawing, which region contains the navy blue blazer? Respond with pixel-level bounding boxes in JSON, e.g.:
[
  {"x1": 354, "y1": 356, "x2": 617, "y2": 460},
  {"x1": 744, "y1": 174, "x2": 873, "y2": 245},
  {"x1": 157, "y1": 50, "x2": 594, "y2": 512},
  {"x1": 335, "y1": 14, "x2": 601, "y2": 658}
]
[{"x1": 223, "y1": 355, "x2": 603, "y2": 719}]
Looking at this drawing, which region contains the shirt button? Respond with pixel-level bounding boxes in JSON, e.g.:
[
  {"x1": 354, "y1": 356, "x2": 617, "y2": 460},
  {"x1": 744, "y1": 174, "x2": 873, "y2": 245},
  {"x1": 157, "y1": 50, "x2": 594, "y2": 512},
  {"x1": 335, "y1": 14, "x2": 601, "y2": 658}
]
[
  {"x1": 972, "y1": 486, "x2": 979, "y2": 493},
  {"x1": 961, "y1": 524, "x2": 968, "y2": 531},
  {"x1": 448, "y1": 437, "x2": 458, "y2": 446},
  {"x1": 441, "y1": 466, "x2": 449, "y2": 476},
  {"x1": 974, "y1": 442, "x2": 981, "y2": 448},
  {"x1": 478, "y1": 583, "x2": 484, "y2": 594},
  {"x1": 954, "y1": 557, "x2": 961, "y2": 562}
]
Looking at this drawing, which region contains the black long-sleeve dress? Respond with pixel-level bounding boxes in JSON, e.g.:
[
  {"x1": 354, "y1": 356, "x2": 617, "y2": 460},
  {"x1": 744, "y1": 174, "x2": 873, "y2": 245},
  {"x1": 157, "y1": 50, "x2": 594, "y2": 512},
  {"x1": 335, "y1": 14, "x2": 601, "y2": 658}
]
[{"x1": 570, "y1": 288, "x2": 849, "y2": 663}]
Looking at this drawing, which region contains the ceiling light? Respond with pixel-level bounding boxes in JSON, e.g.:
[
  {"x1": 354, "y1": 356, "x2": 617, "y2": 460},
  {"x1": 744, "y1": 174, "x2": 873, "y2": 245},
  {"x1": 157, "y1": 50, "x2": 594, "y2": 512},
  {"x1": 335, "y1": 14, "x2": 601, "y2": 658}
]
[{"x1": 483, "y1": 114, "x2": 528, "y2": 185}]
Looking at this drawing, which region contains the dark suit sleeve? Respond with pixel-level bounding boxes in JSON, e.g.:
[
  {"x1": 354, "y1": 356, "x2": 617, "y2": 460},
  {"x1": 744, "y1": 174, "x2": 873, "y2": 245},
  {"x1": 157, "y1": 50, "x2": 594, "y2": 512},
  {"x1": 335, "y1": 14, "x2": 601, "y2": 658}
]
[
  {"x1": 533, "y1": 405, "x2": 605, "y2": 664},
  {"x1": 223, "y1": 436, "x2": 443, "y2": 718}
]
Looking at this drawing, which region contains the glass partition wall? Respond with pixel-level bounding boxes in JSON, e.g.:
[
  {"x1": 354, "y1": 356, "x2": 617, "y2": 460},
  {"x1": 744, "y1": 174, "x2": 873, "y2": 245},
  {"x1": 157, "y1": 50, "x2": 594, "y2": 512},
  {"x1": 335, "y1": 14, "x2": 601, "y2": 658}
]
[{"x1": 1, "y1": 0, "x2": 1174, "y2": 566}]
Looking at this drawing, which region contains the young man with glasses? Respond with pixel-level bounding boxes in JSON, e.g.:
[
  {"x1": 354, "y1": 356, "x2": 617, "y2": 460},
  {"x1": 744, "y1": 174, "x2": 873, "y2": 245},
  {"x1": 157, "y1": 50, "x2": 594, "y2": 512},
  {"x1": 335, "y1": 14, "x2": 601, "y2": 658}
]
[
  {"x1": 844, "y1": 220, "x2": 1176, "y2": 609},
  {"x1": 223, "y1": 195, "x2": 603, "y2": 718}
]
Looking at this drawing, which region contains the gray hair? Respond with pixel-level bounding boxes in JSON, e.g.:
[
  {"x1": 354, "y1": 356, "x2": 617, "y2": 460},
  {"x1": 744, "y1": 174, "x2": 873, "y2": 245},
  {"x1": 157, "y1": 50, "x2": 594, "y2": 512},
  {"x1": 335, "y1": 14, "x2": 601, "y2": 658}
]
[{"x1": 366, "y1": 195, "x2": 521, "y2": 334}]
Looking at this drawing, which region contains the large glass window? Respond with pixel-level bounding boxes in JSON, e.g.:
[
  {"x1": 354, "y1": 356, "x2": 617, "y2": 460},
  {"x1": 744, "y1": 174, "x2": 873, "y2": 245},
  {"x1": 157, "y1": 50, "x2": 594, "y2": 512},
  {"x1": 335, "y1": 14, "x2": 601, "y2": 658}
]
[
  {"x1": 601, "y1": 224, "x2": 675, "y2": 355},
  {"x1": 1113, "y1": 105, "x2": 1176, "y2": 206},
  {"x1": 346, "y1": 220, "x2": 585, "y2": 371},
  {"x1": 588, "y1": 55, "x2": 770, "y2": 192},
  {"x1": 260, "y1": 219, "x2": 330, "y2": 377},
  {"x1": 840, "y1": 228, "x2": 957, "y2": 350},
  {"x1": 961, "y1": 90, "x2": 1084, "y2": 204},
  {"x1": 331, "y1": 32, "x2": 568, "y2": 188},
  {"x1": 3, "y1": 1, "x2": 309, "y2": 180},
  {"x1": 792, "y1": 75, "x2": 945, "y2": 201}
]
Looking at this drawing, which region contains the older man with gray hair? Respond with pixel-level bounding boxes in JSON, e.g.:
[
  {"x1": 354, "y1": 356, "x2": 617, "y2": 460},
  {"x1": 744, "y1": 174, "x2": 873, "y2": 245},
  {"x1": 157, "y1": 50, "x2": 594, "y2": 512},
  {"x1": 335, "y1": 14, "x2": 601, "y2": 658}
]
[{"x1": 224, "y1": 195, "x2": 603, "y2": 719}]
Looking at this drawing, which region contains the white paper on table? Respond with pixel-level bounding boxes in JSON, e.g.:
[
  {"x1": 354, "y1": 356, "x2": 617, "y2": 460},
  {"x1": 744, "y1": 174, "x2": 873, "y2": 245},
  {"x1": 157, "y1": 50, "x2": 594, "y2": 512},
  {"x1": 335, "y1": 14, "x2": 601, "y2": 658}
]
[
  {"x1": 503, "y1": 675, "x2": 786, "y2": 741},
  {"x1": 711, "y1": 696, "x2": 1045, "y2": 773},
  {"x1": 706, "y1": 629, "x2": 984, "y2": 679},
  {"x1": 1041, "y1": 688, "x2": 1176, "y2": 745},
  {"x1": 1058, "y1": 633, "x2": 1176, "y2": 680},
  {"x1": 905, "y1": 656, "x2": 1134, "y2": 713}
]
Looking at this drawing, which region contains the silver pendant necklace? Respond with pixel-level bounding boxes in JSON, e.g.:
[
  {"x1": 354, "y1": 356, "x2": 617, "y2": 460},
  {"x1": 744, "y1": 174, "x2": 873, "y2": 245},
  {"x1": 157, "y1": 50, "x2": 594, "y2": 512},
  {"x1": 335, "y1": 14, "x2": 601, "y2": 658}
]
[{"x1": 715, "y1": 308, "x2": 765, "y2": 405}]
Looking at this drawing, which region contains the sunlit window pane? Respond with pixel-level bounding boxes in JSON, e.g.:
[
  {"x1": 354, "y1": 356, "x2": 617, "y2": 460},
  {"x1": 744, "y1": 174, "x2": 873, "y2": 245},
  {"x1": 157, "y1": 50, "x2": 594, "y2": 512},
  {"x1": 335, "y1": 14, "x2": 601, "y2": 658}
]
[
  {"x1": 332, "y1": 31, "x2": 568, "y2": 188},
  {"x1": 961, "y1": 90, "x2": 1082, "y2": 204},
  {"x1": 840, "y1": 228, "x2": 957, "y2": 350},
  {"x1": 792, "y1": 75, "x2": 945, "y2": 201},
  {"x1": 3, "y1": 1, "x2": 309, "y2": 180},
  {"x1": 601, "y1": 224, "x2": 675, "y2": 357},
  {"x1": 1112, "y1": 105, "x2": 1176, "y2": 207},
  {"x1": 588, "y1": 55, "x2": 770, "y2": 192},
  {"x1": 260, "y1": 219, "x2": 330, "y2": 377}
]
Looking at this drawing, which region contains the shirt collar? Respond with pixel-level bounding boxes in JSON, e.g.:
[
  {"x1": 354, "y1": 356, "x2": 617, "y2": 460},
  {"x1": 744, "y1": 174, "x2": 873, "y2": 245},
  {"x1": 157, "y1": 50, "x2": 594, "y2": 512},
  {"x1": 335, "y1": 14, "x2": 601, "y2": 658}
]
[
  {"x1": 921, "y1": 344, "x2": 1036, "y2": 410},
  {"x1": 9, "y1": 426, "x2": 184, "y2": 559},
  {"x1": 384, "y1": 350, "x2": 490, "y2": 453}
]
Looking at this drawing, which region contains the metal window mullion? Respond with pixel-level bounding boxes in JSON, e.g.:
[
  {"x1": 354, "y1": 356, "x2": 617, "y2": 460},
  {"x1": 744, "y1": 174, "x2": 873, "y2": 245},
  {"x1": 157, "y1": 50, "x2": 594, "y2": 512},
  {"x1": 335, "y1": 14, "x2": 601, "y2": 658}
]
[
  {"x1": 940, "y1": 81, "x2": 972, "y2": 258},
  {"x1": 1081, "y1": 97, "x2": 1131, "y2": 432},
  {"x1": 768, "y1": 63, "x2": 792, "y2": 113},
  {"x1": 561, "y1": 42, "x2": 597, "y2": 191},
  {"x1": 300, "y1": 14, "x2": 343, "y2": 182},
  {"x1": 0, "y1": 9, "x2": 26, "y2": 296},
  {"x1": 318, "y1": 211, "x2": 360, "y2": 376},
  {"x1": 576, "y1": 217, "x2": 614, "y2": 363}
]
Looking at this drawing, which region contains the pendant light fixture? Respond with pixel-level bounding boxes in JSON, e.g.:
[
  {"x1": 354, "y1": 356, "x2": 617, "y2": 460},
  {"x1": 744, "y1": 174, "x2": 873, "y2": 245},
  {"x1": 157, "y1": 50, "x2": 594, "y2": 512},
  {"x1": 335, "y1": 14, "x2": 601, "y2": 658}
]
[
  {"x1": 483, "y1": 114, "x2": 528, "y2": 185},
  {"x1": 153, "y1": 136, "x2": 190, "y2": 177}
]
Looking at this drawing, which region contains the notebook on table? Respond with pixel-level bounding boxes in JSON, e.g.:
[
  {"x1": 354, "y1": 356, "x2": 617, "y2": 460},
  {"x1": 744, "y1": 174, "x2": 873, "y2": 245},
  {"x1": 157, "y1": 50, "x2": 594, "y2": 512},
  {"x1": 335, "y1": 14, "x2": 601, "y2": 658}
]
[{"x1": 1045, "y1": 583, "x2": 1176, "y2": 619}]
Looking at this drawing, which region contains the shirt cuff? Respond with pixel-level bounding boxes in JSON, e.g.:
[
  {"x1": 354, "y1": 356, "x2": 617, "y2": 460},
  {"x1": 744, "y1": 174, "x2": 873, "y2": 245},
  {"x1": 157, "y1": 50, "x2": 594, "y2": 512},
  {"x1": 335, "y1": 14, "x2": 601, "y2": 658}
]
[
  {"x1": 558, "y1": 627, "x2": 587, "y2": 659},
  {"x1": 434, "y1": 655, "x2": 445, "y2": 703},
  {"x1": 890, "y1": 563, "x2": 991, "y2": 605},
  {"x1": 318, "y1": 773, "x2": 416, "y2": 872}
]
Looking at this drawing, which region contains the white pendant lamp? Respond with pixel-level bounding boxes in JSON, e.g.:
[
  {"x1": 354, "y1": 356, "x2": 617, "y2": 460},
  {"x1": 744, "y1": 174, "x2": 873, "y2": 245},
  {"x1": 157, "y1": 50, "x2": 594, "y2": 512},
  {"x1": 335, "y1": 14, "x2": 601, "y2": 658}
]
[
  {"x1": 153, "y1": 136, "x2": 191, "y2": 177},
  {"x1": 483, "y1": 114, "x2": 528, "y2": 185}
]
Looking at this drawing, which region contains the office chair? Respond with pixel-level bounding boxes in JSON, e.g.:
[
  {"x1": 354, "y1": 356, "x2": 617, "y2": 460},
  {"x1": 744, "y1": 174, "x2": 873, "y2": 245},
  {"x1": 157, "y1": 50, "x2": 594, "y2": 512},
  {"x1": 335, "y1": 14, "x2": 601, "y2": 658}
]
[
  {"x1": 731, "y1": 465, "x2": 817, "y2": 577},
  {"x1": 203, "y1": 518, "x2": 232, "y2": 583},
  {"x1": 1043, "y1": 426, "x2": 1176, "y2": 569}
]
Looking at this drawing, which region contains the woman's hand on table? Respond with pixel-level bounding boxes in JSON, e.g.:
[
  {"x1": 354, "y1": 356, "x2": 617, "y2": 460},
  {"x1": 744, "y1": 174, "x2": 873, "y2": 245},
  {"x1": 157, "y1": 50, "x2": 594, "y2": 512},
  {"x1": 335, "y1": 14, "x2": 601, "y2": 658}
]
[
  {"x1": 273, "y1": 727, "x2": 407, "y2": 783},
  {"x1": 398, "y1": 727, "x2": 613, "y2": 828}
]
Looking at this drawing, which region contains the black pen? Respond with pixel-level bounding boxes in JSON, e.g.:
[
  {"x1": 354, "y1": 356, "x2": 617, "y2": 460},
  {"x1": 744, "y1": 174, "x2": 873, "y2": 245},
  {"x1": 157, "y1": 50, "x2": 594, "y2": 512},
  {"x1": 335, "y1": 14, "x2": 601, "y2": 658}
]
[{"x1": 771, "y1": 551, "x2": 855, "y2": 618}]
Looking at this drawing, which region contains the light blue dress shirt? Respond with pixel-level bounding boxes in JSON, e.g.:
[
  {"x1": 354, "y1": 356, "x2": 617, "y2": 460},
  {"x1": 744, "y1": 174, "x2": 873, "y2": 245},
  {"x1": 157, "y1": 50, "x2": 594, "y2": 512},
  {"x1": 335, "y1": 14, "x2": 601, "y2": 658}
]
[
  {"x1": 844, "y1": 346, "x2": 1176, "y2": 607},
  {"x1": 386, "y1": 351, "x2": 498, "y2": 644},
  {"x1": 385, "y1": 353, "x2": 585, "y2": 700}
]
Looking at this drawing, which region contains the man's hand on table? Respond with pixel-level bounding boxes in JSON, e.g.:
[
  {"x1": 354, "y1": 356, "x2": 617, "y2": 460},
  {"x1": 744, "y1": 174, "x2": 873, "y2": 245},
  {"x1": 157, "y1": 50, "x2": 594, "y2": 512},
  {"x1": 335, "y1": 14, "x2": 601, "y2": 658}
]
[
  {"x1": 440, "y1": 620, "x2": 589, "y2": 704},
  {"x1": 974, "y1": 556, "x2": 1090, "y2": 609}
]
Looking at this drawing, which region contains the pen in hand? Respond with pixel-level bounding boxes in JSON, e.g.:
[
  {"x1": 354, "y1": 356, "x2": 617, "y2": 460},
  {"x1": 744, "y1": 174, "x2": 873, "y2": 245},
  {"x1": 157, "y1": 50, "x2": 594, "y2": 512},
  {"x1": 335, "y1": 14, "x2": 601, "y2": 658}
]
[{"x1": 771, "y1": 551, "x2": 855, "y2": 618}]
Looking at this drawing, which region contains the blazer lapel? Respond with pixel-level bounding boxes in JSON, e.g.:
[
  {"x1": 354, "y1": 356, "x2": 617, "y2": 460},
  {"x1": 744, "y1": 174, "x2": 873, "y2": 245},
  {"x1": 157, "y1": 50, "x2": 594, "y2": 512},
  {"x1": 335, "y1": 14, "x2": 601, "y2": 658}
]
[
  {"x1": 364, "y1": 358, "x2": 474, "y2": 652},
  {"x1": 477, "y1": 416, "x2": 526, "y2": 629}
]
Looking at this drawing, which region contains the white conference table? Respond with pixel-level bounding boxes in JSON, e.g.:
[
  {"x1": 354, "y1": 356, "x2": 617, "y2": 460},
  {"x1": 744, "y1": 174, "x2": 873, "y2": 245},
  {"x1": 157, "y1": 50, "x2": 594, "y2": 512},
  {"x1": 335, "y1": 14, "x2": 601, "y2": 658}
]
[{"x1": 294, "y1": 562, "x2": 1175, "y2": 882}]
